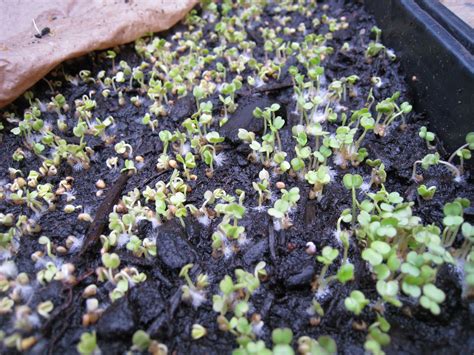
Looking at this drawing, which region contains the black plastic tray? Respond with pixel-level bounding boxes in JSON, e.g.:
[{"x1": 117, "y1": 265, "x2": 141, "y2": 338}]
[{"x1": 364, "y1": 0, "x2": 474, "y2": 155}]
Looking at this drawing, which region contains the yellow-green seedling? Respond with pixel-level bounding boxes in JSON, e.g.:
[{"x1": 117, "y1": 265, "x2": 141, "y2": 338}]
[
  {"x1": 191, "y1": 324, "x2": 207, "y2": 340},
  {"x1": 268, "y1": 187, "x2": 300, "y2": 230},
  {"x1": 419, "y1": 126, "x2": 435, "y2": 149},
  {"x1": 197, "y1": 101, "x2": 214, "y2": 133},
  {"x1": 364, "y1": 315, "x2": 391, "y2": 355},
  {"x1": 419, "y1": 283, "x2": 446, "y2": 315},
  {"x1": 365, "y1": 26, "x2": 385, "y2": 58},
  {"x1": 373, "y1": 92, "x2": 412, "y2": 136},
  {"x1": 343, "y1": 174, "x2": 363, "y2": 227},
  {"x1": 212, "y1": 264, "x2": 265, "y2": 346},
  {"x1": 464, "y1": 249, "x2": 474, "y2": 298},
  {"x1": 273, "y1": 151, "x2": 291, "y2": 174},
  {"x1": 459, "y1": 222, "x2": 474, "y2": 259},
  {"x1": 114, "y1": 140, "x2": 133, "y2": 158},
  {"x1": 179, "y1": 263, "x2": 209, "y2": 308},
  {"x1": 305, "y1": 165, "x2": 331, "y2": 201},
  {"x1": 156, "y1": 130, "x2": 174, "y2": 170},
  {"x1": 344, "y1": 290, "x2": 369, "y2": 316},
  {"x1": 252, "y1": 169, "x2": 271, "y2": 208},
  {"x1": 254, "y1": 104, "x2": 284, "y2": 151},
  {"x1": 77, "y1": 331, "x2": 99, "y2": 355},
  {"x1": 417, "y1": 184, "x2": 436, "y2": 200},
  {"x1": 271, "y1": 328, "x2": 294, "y2": 354},
  {"x1": 131, "y1": 330, "x2": 151, "y2": 352},
  {"x1": 412, "y1": 152, "x2": 461, "y2": 182},
  {"x1": 447, "y1": 132, "x2": 474, "y2": 174},
  {"x1": 442, "y1": 200, "x2": 465, "y2": 247},
  {"x1": 376, "y1": 279, "x2": 401, "y2": 307},
  {"x1": 298, "y1": 335, "x2": 337, "y2": 355},
  {"x1": 121, "y1": 159, "x2": 137, "y2": 174},
  {"x1": 176, "y1": 152, "x2": 196, "y2": 180},
  {"x1": 316, "y1": 246, "x2": 339, "y2": 293},
  {"x1": 193, "y1": 85, "x2": 207, "y2": 111}
]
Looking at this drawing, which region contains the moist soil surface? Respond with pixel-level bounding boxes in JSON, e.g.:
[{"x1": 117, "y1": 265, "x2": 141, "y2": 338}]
[{"x1": 1, "y1": 1, "x2": 473, "y2": 354}]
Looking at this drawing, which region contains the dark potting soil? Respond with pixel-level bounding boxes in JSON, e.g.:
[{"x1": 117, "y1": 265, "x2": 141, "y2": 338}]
[{"x1": 0, "y1": 1, "x2": 473, "y2": 354}]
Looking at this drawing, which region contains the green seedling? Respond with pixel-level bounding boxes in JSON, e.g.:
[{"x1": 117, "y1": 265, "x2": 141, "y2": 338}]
[
  {"x1": 121, "y1": 159, "x2": 137, "y2": 174},
  {"x1": 114, "y1": 140, "x2": 133, "y2": 157},
  {"x1": 179, "y1": 263, "x2": 208, "y2": 308},
  {"x1": 412, "y1": 152, "x2": 461, "y2": 182},
  {"x1": 419, "y1": 126, "x2": 435, "y2": 149},
  {"x1": 268, "y1": 187, "x2": 300, "y2": 230},
  {"x1": 372, "y1": 93, "x2": 412, "y2": 136},
  {"x1": 417, "y1": 184, "x2": 436, "y2": 200},
  {"x1": 142, "y1": 113, "x2": 158, "y2": 131},
  {"x1": 344, "y1": 290, "x2": 369, "y2": 316},
  {"x1": 298, "y1": 335, "x2": 337, "y2": 355},
  {"x1": 441, "y1": 199, "x2": 465, "y2": 247},
  {"x1": 316, "y1": 246, "x2": 339, "y2": 293},
  {"x1": 447, "y1": 132, "x2": 474, "y2": 174},
  {"x1": 176, "y1": 152, "x2": 196, "y2": 180},
  {"x1": 419, "y1": 283, "x2": 446, "y2": 315},
  {"x1": 271, "y1": 328, "x2": 294, "y2": 354},
  {"x1": 77, "y1": 331, "x2": 99, "y2": 355},
  {"x1": 252, "y1": 169, "x2": 271, "y2": 207},
  {"x1": 336, "y1": 262, "x2": 355, "y2": 284},
  {"x1": 305, "y1": 165, "x2": 331, "y2": 201},
  {"x1": 376, "y1": 279, "x2": 401, "y2": 307},
  {"x1": 192, "y1": 324, "x2": 207, "y2": 340},
  {"x1": 343, "y1": 174, "x2": 363, "y2": 227},
  {"x1": 364, "y1": 316, "x2": 391, "y2": 355},
  {"x1": 132, "y1": 330, "x2": 151, "y2": 352},
  {"x1": 464, "y1": 249, "x2": 474, "y2": 297}
]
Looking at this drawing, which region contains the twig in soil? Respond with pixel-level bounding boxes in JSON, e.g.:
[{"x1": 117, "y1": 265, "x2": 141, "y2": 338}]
[
  {"x1": 41, "y1": 269, "x2": 94, "y2": 335},
  {"x1": 268, "y1": 223, "x2": 277, "y2": 262},
  {"x1": 42, "y1": 287, "x2": 73, "y2": 336},
  {"x1": 47, "y1": 292, "x2": 81, "y2": 355},
  {"x1": 138, "y1": 170, "x2": 169, "y2": 190},
  {"x1": 152, "y1": 268, "x2": 173, "y2": 289},
  {"x1": 253, "y1": 80, "x2": 292, "y2": 94},
  {"x1": 260, "y1": 293, "x2": 274, "y2": 318},
  {"x1": 166, "y1": 288, "x2": 182, "y2": 337},
  {"x1": 77, "y1": 172, "x2": 130, "y2": 259}
]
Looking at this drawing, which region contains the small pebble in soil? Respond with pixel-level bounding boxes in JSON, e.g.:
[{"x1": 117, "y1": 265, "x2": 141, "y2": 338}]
[
  {"x1": 305, "y1": 242, "x2": 317, "y2": 255},
  {"x1": 97, "y1": 298, "x2": 136, "y2": 338},
  {"x1": 276, "y1": 181, "x2": 286, "y2": 189},
  {"x1": 284, "y1": 263, "x2": 316, "y2": 288},
  {"x1": 155, "y1": 222, "x2": 197, "y2": 270},
  {"x1": 96, "y1": 179, "x2": 106, "y2": 189}
]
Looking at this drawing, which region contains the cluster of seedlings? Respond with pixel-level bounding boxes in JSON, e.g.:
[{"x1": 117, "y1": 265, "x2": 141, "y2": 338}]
[{"x1": 0, "y1": 0, "x2": 472, "y2": 354}]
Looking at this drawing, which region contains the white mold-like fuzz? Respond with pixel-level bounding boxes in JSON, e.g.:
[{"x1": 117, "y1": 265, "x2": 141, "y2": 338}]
[
  {"x1": 73, "y1": 162, "x2": 84, "y2": 172},
  {"x1": 333, "y1": 151, "x2": 346, "y2": 167},
  {"x1": 273, "y1": 218, "x2": 282, "y2": 232},
  {"x1": 327, "y1": 167, "x2": 338, "y2": 180},
  {"x1": 0, "y1": 260, "x2": 18, "y2": 278},
  {"x1": 117, "y1": 233, "x2": 131, "y2": 248},
  {"x1": 315, "y1": 287, "x2": 332, "y2": 301},
  {"x1": 237, "y1": 233, "x2": 249, "y2": 247},
  {"x1": 454, "y1": 175, "x2": 464, "y2": 183},
  {"x1": 252, "y1": 320, "x2": 265, "y2": 336},
  {"x1": 215, "y1": 152, "x2": 227, "y2": 167},
  {"x1": 197, "y1": 214, "x2": 211, "y2": 227},
  {"x1": 68, "y1": 235, "x2": 84, "y2": 254},
  {"x1": 180, "y1": 142, "x2": 191, "y2": 155},
  {"x1": 190, "y1": 288, "x2": 207, "y2": 309},
  {"x1": 360, "y1": 181, "x2": 371, "y2": 193}
]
